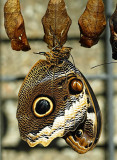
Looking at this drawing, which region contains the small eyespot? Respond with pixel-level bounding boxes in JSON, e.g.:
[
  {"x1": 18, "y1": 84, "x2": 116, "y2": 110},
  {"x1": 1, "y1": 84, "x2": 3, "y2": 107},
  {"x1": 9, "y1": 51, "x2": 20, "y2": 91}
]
[
  {"x1": 75, "y1": 129, "x2": 83, "y2": 138},
  {"x1": 69, "y1": 79, "x2": 83, "y2": 94},
  {"x1": 32, "y1": 97, "x2": 54, "y2": 117},
  {"x1": 85, "y1": 145, "x2": 88, "y2": 148}
]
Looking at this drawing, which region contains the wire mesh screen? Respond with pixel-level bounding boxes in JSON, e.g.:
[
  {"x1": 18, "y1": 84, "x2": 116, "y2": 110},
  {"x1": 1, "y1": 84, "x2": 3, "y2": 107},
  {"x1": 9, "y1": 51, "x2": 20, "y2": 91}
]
[{"x1": 0, "y1": 0, "x2": 117, "y2": 160}]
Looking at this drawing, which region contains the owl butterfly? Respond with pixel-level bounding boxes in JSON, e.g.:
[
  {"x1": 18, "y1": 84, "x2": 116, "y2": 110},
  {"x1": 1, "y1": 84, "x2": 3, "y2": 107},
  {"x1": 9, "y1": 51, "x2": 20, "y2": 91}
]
[
  {"x1": 78, "y1": 0, "x2": 106, "y2": 48},
  {"x1": 109, "y1": 4, "x2": 117, "y2": 60},
  {"x1": 4, "y1": 0, "x2": 30, "y2": 51},
  {"x1": 16, "y1": 0, "x2": 102, "y2": 154}
]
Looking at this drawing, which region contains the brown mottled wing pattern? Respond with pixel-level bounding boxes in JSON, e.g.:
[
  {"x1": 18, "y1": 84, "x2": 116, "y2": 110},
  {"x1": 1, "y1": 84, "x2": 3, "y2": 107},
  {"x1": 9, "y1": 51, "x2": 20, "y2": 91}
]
[
  {"x1": 109, "y1": 5, "x2": 117, "y2": 60},
  {"x1": 4, "y1": 0, "x2": 30, "y2": 51},
  {"x1": 78, "y1": 0, "x2": 106, "y2": 48},
  {"x1": 17, "y1": 60, "x2": 89, "y2": 147},
  {"x1": 17, "y1": 59, "x2": 101, "y2": 152},
  {"x1": 42, "y1": 0, "x2": 72, "y2": 49}
]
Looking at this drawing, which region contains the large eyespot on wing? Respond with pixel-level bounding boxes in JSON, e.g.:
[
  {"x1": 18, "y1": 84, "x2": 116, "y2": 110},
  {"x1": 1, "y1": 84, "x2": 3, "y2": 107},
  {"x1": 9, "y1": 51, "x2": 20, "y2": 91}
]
[
  {"x1": 64, "y1": 73, "x2": 102, "y2": 154},
  {"x1": 32, "y1": 96, "x2": 54, "y2": 118}
]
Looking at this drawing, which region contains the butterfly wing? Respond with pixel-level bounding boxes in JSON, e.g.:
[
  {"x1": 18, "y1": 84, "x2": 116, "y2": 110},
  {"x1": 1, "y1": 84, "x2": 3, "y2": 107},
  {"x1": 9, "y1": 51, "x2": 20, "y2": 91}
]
[{"x1": 17, "y1": 60, "x2": 101, "y2": 153}]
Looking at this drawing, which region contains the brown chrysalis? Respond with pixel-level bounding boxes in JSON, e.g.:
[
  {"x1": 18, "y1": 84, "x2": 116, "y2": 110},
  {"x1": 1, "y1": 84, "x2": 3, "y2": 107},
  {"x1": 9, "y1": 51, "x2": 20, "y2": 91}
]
[
  {"x1": 78, "y1": 0, "x2": 106, "y2": 48},
  {"x1": 42, "y1": 0, "x2": 72, "y2": 49},
  {"x1": 109, "y1": 5, "x2": 117, "y2": 60},
  {"x1": 4, "y1": 0, "x2": 30, "y2": 51}
]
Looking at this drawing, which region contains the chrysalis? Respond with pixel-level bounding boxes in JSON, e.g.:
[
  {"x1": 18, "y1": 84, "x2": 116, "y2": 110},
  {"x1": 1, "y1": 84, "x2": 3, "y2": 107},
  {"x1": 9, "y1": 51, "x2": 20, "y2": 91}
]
[
  {"x1": 4, "y1": 0, "x2": 30, "y2": 51},
  {"x1": 42, "y1": 0, "x2": 72, "y2": 49},
  {"x1": 78, "y1": 0, "x2": 106, "y2": 48},
  {"x1": 109, "y1": 4, "x2": 117, "y2": 60}
]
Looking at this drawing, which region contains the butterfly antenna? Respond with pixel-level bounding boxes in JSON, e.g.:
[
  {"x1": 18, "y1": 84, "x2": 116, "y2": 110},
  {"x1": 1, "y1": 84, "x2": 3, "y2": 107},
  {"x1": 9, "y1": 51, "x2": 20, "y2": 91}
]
[{"x1": 91, "y1": 62, "x2": 117, "y2": 69}]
